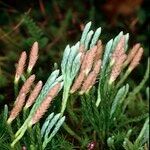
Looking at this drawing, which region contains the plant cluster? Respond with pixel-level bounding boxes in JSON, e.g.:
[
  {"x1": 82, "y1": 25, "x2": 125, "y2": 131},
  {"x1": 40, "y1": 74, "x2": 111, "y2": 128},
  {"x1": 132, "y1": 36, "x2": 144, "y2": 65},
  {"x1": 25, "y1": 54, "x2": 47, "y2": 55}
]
[{"x1": 0, "y1": 21, "x2": 149, "y2": 150}]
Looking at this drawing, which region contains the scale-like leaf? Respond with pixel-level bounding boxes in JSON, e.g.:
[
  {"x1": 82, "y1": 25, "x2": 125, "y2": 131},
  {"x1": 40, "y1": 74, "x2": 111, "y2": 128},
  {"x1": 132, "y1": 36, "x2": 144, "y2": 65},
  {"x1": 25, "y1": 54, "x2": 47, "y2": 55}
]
[
  {"x1": 90, "y1": 27, "x2": 101, "y2": 48},
  {"x1": 41, "y1": 112, "x2": 54, "y2": 137},
  {"x1": 80, "y1": 21, "x2": 92, "y2": 44}
]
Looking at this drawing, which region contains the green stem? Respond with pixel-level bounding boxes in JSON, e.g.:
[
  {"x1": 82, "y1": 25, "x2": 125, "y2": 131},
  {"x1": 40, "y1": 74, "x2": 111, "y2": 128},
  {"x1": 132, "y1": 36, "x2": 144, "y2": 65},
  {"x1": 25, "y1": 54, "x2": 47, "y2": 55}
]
[
  {"x1": 16, "y1": 117, "x2": 21, "y2": 130},
  {"x1": 96, "y1": 63, "x2": 112, "y2": 107},
  {"x1": 11, "y1": 126, "x2": 27, "y2": 148},
  {"x1": 21, "y1": 75, "x2": 26, "y2": 82},
  {"x1": 27, "y1": 68, "x2": 32, "y2": 77},
  {"x1": 117, "y1": 68, "x2": 131, "y2": 88},
  {"x1": 60, "y1": 85, "x2": 70, "y2": 115},
  {"x1": 42, "y1": 141, "x2": 48, "y2": 150},
  {"x1": 13, "y1": 118, "x2": 31, "y2": 146},
  {"x1": 23, "y1": 108, "x2": 29, "y2": 121},
  {"x1": 96, "y1": 89, "x2": 101, "y2": 107},
  {"x1": 14, "y1": 82, "x2": 18, "y2": 98},
  {"x1": 7, "y1": 123, "x2": 21, "y2": 150},
  {"x1": 15, "y1": 117, "x2": 30, "y2": 137},
  {"x1": 63, "y1": 123, "x2": 81, "y2": 142}
]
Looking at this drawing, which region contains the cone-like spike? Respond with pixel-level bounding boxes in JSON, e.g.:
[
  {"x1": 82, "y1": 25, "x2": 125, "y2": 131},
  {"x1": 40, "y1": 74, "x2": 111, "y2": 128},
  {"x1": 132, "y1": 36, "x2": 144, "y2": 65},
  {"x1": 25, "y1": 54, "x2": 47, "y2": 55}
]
[
  {"x1": 14, "y1": 51, "x2": 27, "y2": 84},
  {"x1": 27, "y1": 42, "x2": 39, "y2": 74}
]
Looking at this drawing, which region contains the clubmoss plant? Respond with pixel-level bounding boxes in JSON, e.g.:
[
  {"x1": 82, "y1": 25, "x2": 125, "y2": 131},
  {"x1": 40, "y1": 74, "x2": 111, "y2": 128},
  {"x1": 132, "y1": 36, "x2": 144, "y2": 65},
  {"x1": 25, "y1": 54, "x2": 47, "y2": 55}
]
[{"x1": 0, "y1": 21, "x2": 149, "y2": 150}]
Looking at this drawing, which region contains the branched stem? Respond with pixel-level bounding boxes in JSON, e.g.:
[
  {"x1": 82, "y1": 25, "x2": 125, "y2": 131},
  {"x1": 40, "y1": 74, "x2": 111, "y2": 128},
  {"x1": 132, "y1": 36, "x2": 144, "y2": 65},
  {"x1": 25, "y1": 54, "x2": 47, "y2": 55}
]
[{"x1": 11, "y1": 126, "x2": 27, "y2": 148}]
